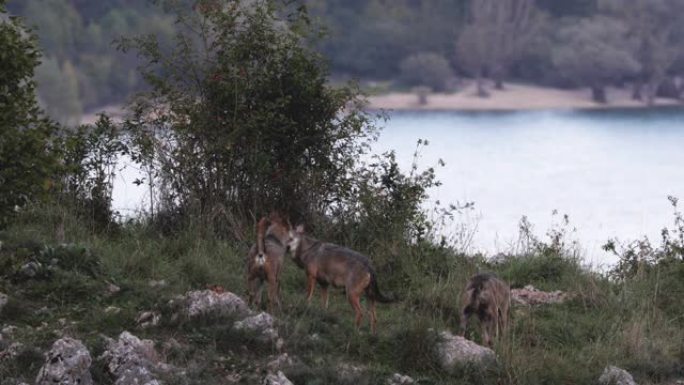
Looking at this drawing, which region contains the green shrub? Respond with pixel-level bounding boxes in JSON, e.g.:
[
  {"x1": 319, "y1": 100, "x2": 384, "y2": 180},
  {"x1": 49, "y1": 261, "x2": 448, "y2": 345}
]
[{"x1": 399, "y1": 52, "x2": 453, "y2": 92}]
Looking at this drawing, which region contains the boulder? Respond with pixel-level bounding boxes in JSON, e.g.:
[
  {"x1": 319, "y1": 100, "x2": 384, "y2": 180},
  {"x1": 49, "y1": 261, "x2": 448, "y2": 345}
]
[
  {"x1": 263, "y1": 371, "x2": 293, "y2": 385},
  {"x1": 434, "y1": 330, "x2": 496, "y2": 372},
  {"x1": 174, "y1": 290, "x2": 249, "y2": 318},
  {"x1": 35, "y1": 337, "x2": 93, "y2": 385},
  {"x1": 233, "y1": 312, "x2": 278, "y2": 341},
  {"x1": 100, "y1": 331, "x2": 162, "y2": 385},
  {"x1": 511, "y1": 285, "x2": 571, "y2": 306},
  {"x1": 598, "y1": 366, "x2": 637, "y2": 385}
]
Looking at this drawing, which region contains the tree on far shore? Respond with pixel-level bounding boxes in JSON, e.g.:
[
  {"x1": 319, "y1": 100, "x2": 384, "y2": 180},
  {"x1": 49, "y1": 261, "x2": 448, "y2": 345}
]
[
  {"x1": 600, "y1": 0, "x2": 684, "y2": 105},
  {"x1": 552, "y1": 16, "x2": 640, "y2": 103},
  {"x1": 456, "y1": 0, "x2": 540, "y2": 97}
]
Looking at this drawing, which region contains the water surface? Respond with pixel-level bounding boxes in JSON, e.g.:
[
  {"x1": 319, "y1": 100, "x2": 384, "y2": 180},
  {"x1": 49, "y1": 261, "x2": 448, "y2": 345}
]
[{"x1": 373, "y1": 108, "x2": 684, "y2": 266}]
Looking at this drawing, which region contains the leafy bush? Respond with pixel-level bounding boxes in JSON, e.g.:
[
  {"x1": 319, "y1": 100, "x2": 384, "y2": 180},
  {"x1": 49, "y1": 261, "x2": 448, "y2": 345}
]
[
  {"x1": 399, "y1": 52, "x2": 453, "y2": 92},
  {"x1": 0, "y1": 2, "x2": 60, "y2": 228},
  {"x1": 121, "y1": 0, "x2": 378, "y2": 234}
]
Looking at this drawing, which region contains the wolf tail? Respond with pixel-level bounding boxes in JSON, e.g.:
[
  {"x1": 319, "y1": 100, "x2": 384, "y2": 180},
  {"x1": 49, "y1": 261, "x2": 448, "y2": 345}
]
[
  {"x1": 367, "y1": 271, "x2": 395, "y2": 303},
  {"x1": 256, "y1": 217, "x2": 270, "y2": 263}
]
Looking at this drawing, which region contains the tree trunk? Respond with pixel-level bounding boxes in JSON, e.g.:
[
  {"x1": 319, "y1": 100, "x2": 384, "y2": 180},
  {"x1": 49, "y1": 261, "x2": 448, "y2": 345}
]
[
  {"x1": 591, "y1": 85, "x2": 607, "y2": 103},
  {"x1": 645, "y1": 82, "x2": 657, "y2": 106},
  {"x1": 632, "y1": 81, "x2": 642, "y2": 101},
  {"x1": 494, "y1": 76, "x2": 504, "y2": 90},
  {"x1": 476, "y1": 69, "x2": 489, "y2": 98},
  {"x1": 493, "y1": 66, "x2": 505, "y2": 90}
]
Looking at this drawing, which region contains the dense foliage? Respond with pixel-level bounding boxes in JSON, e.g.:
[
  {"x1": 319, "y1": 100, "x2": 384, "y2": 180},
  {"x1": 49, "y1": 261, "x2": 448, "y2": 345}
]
[{"x1": 0, "y1": 0, "x2": 59, "y2": 228}]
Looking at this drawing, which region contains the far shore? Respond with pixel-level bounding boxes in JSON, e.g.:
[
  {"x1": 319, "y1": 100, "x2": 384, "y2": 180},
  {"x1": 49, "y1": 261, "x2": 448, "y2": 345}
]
[
  {"x1": 81, "y1": 82, "x2": 684, "y2": 125},
  {"x1": 365, "y1": 82, "x2": 684, "y2": 112}
]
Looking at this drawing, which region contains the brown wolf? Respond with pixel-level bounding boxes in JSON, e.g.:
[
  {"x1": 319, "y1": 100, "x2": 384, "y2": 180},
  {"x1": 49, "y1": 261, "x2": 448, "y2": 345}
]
[
  {"x1": 246, "y1": 212, "x2": 292, "y2": 312},
  {"x1": 287, "y1": 225, "x2": 393, "y2": 333},
  {"x1": 459, "y1": 273, "x2": 510, "y2": 347}
]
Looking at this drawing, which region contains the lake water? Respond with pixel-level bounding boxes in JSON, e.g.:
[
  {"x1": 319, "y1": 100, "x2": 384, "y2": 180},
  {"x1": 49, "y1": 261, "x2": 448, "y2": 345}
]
[{"x1": 112, "y1": 108, "x2": 684, "y2": 267}]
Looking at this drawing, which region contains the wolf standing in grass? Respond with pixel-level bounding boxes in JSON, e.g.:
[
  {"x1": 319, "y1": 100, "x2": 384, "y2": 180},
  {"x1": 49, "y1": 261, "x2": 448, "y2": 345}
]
[
  {"x1": 459, "y1": 273, "x2": 511, "y2": 347},
  {"x1": 287, "y1": 224, "x2": 393, "y2": 333},
  {"x1": 246, "y1": 212, "x2": 293, "y2": 312}
]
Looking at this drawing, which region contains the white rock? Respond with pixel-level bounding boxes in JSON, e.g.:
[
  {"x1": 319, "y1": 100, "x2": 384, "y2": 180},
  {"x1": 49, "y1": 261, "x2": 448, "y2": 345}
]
[
  {"x1": 387, "y1": 373, "x2": 415, "y2": 385},
  {"x1": 233, "y1": 312, "x2": 278, "y2": 341},
  {"x1": 434, "y1": 330, "x2": 496, "y2": 372},
  {"x1": 106, "y1": 283, "x2": 121, "y2": 296},
  {"x1": 100, "y1": 331, "x2": 161, "y2": 385},
  {"x1": 136, "y1": 311, "x2": 161, "y2": 328},
  {"x1": 511, "y1": 285, "x2": 571, "y2": 306},
  {"x1": 35, "y1": 337, "x2": 93, "y2": 385},
  {"x1": 337, "y1": 362, "x2": 366, "y2": 384},
  {"x1": 180, "y1": 290, "x2": 249, "y2": 318},
  {"x1": 266, "y1": 353, "x2": 293, "y2": 372},
  {"x1": 598, "y1": 366, "x2": 637, "y2": 385},
  {"x1": 263, "y1": 371, "x2": 293, "y2": 385}
]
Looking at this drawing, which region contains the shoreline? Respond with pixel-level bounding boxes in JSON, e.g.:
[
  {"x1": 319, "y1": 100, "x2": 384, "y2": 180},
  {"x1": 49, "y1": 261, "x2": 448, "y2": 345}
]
[{"x1": 365, "y1": 82, "x2": 684, "y2": 112}]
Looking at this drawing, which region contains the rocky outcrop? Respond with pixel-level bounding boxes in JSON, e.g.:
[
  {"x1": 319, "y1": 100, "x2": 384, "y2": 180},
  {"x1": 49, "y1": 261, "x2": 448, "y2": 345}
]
[
  {"x1": 386, "y1": 373, "x2": 415, "y2": 385},
  {"x1": 511, "y1": 285, "x2": 571, "y2": 306},
  {"x1": 434, "y1": 331, "x2": 496, "y2": 372},
  {"x1": 100, "y1": 331, "x2": 165, "y2": 385},
  {"x1": 598, "y1": 366, "x2": 637, "y2": 385},
  {"x1": 233, "y1": 312, "x2": 278, "y2": 341},
  {"x1": 35, "y1": 337, "x2": 93, "y2": 385},
  {"x1": 263, "y1": 371, "x2": 293, "y2": 385},
  {"x1": 172, "y1": 290, "x2": 249, "y2": 319}
]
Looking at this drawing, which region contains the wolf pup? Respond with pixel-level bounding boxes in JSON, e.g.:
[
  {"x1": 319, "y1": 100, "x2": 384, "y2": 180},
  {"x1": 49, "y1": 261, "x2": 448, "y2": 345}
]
[
  {"x1": 459, "y1": 273, "x2": 511, "y2": 347},
  {"x1": 287, "y1": 224, "x2": 393, "y2": 333},
  {"x1": 246, "y1": 212, "x2": 292, "y2": 312}
]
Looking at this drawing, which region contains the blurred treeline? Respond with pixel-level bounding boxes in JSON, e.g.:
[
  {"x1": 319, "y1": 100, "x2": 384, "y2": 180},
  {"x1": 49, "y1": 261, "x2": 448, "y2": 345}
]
[
  {"x1": 7, "y1": 0, "x2": 176, "y2": 124},
  {"x1": 8, "y1": 0, "x2": 684, "y2": 123}
]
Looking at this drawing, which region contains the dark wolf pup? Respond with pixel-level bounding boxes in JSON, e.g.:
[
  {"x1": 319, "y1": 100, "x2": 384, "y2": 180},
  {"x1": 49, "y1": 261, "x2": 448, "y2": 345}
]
[
  {"x1": 287, "y1": 224, "x2": 393, "y2": 333},
  {"x1": 459, "y1": 272, "x2": 511, "y2": 347},
  {"x1": 246, "y1": 212, "x2": 293, "y2": 312}
]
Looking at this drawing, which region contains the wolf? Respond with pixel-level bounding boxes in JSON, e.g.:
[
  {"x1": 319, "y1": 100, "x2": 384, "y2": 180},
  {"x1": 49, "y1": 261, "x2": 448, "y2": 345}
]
[
  {"x1": 287, "y1": 224, "x2": 393, "y2": 333},
  {"x1": 459, "y1": 273, "x2": 511, "y2": 347},
  {"x1": 246, "y1": 212, "x2": 292, "y2": 312}
]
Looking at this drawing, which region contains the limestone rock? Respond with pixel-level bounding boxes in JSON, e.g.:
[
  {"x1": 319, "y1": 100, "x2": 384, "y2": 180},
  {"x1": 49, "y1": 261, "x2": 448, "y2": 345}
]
[
  {"x1": 598, "y1": 366, "x2": 637, "y2": 385},
  {"x1": 100, "y1": 331, "x2": 161, "y2": 385},
  {"x1": 35, "y1": 337, "x2": 93, "y2": 385},
  {"x1": 106, "y1": 283, "x2": 121, "y2": 296},
  {"x1": 263, "y1": 371, "x2": 293, "y2": 385},
  {"x1": 336, "y1": 362, "x2": 366, "y2": 384},
  {"x1": 434, "y1": 330, "x2": 496, "y2": 372},
  {"x1": 266, "y1": 353, "x2": 293, "y2": 372},
  {"x1": 233, "y1": 312, "x2": 278, "y2": 341},
  {"x1": 511, "y1": 285, "x2": 571, "y2": 306},
  {"x1": 175, "y1": 290, "x2": 249, "y2": 318},
  {"x1": 136, "y1": 311, "x2": 161, "y2": 329},
  {"x1": 387, "y1": 373, "x2": 415, "y2": 385}
]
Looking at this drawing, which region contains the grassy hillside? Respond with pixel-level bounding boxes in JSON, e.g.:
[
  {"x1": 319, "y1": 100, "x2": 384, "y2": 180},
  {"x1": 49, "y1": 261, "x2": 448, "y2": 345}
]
[{"x1": 1, "y1": 204, "x2": 682, "y2": 384}]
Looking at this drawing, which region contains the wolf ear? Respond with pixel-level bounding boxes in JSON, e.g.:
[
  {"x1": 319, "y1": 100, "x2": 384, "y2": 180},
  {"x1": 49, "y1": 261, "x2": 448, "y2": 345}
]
[{"x1": 295, "y1": 224, "x2": 304, "y2": 233}]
